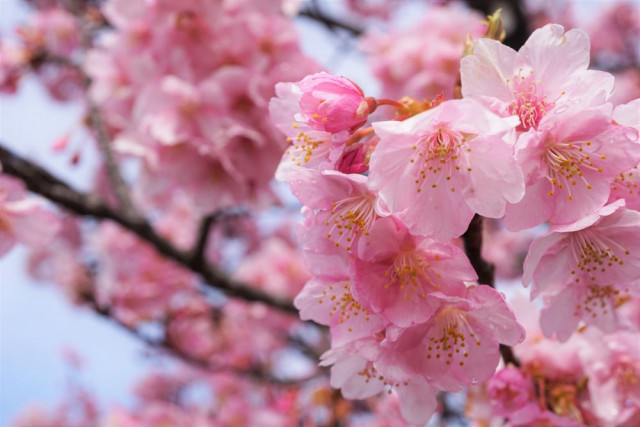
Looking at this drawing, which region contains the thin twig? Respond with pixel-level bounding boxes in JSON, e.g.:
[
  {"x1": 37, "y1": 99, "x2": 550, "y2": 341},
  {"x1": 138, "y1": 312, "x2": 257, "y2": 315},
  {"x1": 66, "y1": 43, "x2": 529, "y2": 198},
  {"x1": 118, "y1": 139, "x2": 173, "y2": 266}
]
[
  {"x1": 190, "y1": 214, "x2": 216, "y2": 267},
  {"x1": 0, "y1": 144, "x2": 298, "y2": 315},
  {"x1": 87, "y1": 106, "x2": 139, "y2": 220}
]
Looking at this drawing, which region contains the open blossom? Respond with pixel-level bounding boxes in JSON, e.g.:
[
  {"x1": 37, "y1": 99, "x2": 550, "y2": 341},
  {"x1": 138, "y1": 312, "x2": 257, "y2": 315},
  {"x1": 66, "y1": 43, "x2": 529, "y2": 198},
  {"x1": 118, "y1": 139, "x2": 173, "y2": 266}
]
[
  {"x1": 353, "y1": 217, "x2": 477, "y2": 327},
  {"x1": 610, "y1": 99, "x2": 640, "y2": 210},
  {"x1": 296, "y1": 276, "x2": 386, "y2": 347},
  {"x1": 504, "y1": 103, "x2": 640, "y2": 230},
  {"x1": 380, "y1": 285, "x2": 525, "y2": 392},
  {"x1": 523, "y1": 201, "x2": 640, "y2": 340},
  {"x1": 0, "y1": 174, "x2": 61, "y2": 257},
  {"x1": 369, "y1": 98, "x2": 524, "y2": 240},
  {"x1": 288, "y1": 169, "x2": 379, "y2": 255},
  {"x1": 298, "y1": 72, "x2": 373, "y2": 134},
  {"x1": 320, "y1": 341, "x2": 438, "y2": 426},
  {"x1": 461, "y1": 24, "x2": 614, "y2": 133}
]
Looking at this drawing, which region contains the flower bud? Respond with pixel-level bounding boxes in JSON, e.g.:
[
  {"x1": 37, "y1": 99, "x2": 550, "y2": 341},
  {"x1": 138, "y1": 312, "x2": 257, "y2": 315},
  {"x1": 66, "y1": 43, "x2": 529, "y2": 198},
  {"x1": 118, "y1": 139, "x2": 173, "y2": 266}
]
[{"x1": 299, "y1": 72, "x2": 373, "y2": 133}]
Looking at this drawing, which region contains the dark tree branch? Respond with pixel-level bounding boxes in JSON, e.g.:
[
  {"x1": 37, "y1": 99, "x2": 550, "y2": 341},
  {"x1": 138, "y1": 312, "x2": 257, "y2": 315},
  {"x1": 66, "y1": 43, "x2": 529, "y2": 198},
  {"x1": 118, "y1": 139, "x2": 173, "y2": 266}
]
[
  {"x1": 0, "y1": 144, "x2": 298, "y2": 315},
  {"x1": 462, "y1": 214, "x2": 495, "y2": 287},
  {"x1": 189, "y1": 214, "x2": 216, "y2": 267},
  {"x1": 298, "y1": 7, "x2": 364, "y2": 36},
  {"x1": 462, "y1": 214, "x2": 521, "y2": 367}
]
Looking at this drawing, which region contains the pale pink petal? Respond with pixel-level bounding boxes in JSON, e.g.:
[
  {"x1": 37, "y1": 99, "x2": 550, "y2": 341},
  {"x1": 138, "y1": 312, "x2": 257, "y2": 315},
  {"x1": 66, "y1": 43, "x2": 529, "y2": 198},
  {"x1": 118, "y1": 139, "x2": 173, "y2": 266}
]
[{"x1": 461, "y1": 38, "x2": 516, "y2": 102}]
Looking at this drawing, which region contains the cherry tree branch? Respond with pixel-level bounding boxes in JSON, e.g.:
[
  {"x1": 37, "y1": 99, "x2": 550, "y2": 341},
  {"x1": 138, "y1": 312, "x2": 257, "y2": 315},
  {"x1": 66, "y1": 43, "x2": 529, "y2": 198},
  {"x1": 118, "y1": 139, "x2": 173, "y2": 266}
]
[
  {"x1": 0, "y1": 143, "x2": 298, "y2": 315},
  {"x1": 297, "y1": 6, "x2": 364, "y2": 36},
  {"x1": 462, "y1": 214, "x2": 521, "y2": 367}
]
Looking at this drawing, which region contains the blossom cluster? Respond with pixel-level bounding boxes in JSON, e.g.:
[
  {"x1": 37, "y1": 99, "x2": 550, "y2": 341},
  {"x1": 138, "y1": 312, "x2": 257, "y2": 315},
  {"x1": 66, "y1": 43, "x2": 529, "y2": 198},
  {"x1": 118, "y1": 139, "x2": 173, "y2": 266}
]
[
  {"x1": 83, "y1": 0, "x2": 319, "y2": 215},
  {"x1": 273, "y1": 22, "x2": 640, "y2": 424}
]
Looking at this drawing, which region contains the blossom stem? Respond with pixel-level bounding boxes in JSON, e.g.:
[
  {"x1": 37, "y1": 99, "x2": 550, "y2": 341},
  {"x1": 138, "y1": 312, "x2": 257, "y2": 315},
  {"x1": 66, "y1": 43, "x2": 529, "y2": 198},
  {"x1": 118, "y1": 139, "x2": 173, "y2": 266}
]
[{"x1": 375, "y1": 98, "x2": 405, "y2": 109}]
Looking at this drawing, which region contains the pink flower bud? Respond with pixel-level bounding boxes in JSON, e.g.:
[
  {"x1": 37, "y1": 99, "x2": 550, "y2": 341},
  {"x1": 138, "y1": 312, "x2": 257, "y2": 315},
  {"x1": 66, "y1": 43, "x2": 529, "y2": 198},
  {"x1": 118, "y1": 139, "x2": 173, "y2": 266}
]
[
  {"x1": 337, "y1": 143, "x2": 368, "y2": 174},
  {"x1": 299, "y1": 72, "x2": 372, "y2": 133}
]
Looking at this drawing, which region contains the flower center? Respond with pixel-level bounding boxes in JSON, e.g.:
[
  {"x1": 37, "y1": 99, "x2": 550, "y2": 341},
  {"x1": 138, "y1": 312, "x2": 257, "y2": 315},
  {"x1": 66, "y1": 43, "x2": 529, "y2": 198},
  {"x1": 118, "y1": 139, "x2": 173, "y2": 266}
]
[
  {"x1": 385, "y1": 251, "x2": 435, "y2": 300},
  {"x1": 573, "y1": 284, "x2": 623, "y2": 319},
  {"x1": 569, "y1": 230, "x2": 629, "y2": 282},
  {"x1": 285, "y1": 128, "x2": 330, "y2": 166},
  {"x1": 543, "y1": 140, "x2": 605, "y2": 199},
  {"x1": 507, "y1": 69, "x2": 557, "y2": 131},
  {"x1": 324, "y1": 194, "x2": 376, "y2": 252},
  {"x1": 319, "y1": 282, "x2": 373, "y2": 330},
  {"x1": 425, "y1": 308, "x2": 479, "y2": 367},
  {"x1": 410, "y1": 126, "x2": 470, "y2": 194}
]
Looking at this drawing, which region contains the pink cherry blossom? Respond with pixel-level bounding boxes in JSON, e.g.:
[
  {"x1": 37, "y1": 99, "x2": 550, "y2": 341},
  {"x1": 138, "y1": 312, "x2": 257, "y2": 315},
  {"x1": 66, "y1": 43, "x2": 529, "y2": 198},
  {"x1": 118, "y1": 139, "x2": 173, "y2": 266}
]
[
  {"x1": 298, "y1": 72, "x2": 373, "y2": 134},
  {"x1": 369, "y1": 98, "x2": 524, "y2": 240},
  {"x1": 233, "y1": 237, "x2": 311, "y2": 298},
  {"x1": 320, "y1": 340, "x2": 438, "y2": 425},
  {"x1": 353, "y1": 217, "x2": 477, "y2": 327},
  {"x1": 91, "y1": 222, "x2": 196, "y2": 326},
  {"x1": 295, "y1": 277, "x2": 386, "y2": 347},
  {"x1": 503, "y1": 104, "x2": 640, "y2": 230},
  {"x1": 166, "y1": 297, "x2": 219, "y2": 360},
  {"x1": 609, "y1": 99, "x2": 640, "y2": 211},
  {"x1": 523, "y1": 201, "x2": 640, "y2": 339},
  {"x1": 579, "y1": 330, "x2": 640, "y2": 425},
  {"x1": 461, "y1": 24, "x2": 614, "y2": 133},
  {"x1": 0, "y1": 174, "x2": 61, "y2": 257},
  {"x1": 379, "y1": 285, "x2": 525, "y2": 392},
  {"x1": 288, "y1": 169, "x2": 379, "y2": 255}
]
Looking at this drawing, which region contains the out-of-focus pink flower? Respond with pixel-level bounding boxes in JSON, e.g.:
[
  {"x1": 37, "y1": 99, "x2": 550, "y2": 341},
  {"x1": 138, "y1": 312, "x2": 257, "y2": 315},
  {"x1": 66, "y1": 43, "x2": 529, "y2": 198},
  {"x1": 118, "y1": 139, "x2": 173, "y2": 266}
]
[
  {"x1": 0, "y1": 40, "x2": 27, "y2": 93},
  {"x1": 609, "y1": 69, "x2": 640, "y2": 107},
  {"x1": 361, "y1": 5, "x2": 485, "y2": 100},
  {"x1": 0, "y1": 174, "x2": 61, "y2": 257},
  {"x1": 579, "y1": 329, "x2": 640, "y2": 425},
  {"x1": 487, "y1": 366, "x2": 533, "y2": 416},
  {"x1": 482, "y1": 220, "x2": 536, "y2": 279},
  {"x1": 166, "y1": 298, "x2": 219, "y2": 360},
  {"x1": 92, "y1": 222, "x2": 196, "y2": 326},
  {"x1": 233, "y1": 237, "x2": 311, "y2": 298},
  {"x1": 17, "y1": 7, "x2": 80, "y2": 57},
  {"x1": 369, "y1": 99, "x2": 523, "y2": 240}
]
